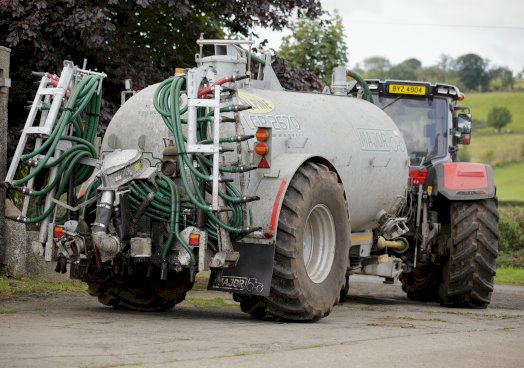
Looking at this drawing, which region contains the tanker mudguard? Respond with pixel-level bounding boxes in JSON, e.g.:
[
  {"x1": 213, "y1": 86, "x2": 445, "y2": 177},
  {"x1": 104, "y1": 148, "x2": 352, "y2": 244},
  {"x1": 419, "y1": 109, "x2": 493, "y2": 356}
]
[
  {"x1": 431, "y1": 162, "x2": 495, "y2": 200},
  {"x1": 247, "y1": 153, "x2": 340, "y2": 241}
]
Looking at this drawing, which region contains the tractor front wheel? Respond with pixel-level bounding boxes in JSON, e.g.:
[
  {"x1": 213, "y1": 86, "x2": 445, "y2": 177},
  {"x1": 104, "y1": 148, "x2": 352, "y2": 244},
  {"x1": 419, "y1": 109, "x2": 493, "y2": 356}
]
[{"x1": 439, "y1": 199, "x2": 499, "y2": 308}]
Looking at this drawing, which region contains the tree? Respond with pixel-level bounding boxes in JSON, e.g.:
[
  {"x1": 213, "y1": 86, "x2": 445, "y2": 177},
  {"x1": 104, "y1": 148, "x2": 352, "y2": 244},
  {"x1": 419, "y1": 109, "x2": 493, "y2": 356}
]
[
  {"x1": 0, "y1": 0, "x2": 322, "y2": 154},
  {"x1": 488, "y1": 67, "x2": 514, "y2": 91},
  {"x1": 362, "y1": 56, "x2": 391, "y2": 79},
  {"x1": 453, "y1": 53, "x2": 489, "y2": 91},
  {"x1": 388, "y1": 58, "x2": 421, "y2": 80},
  {"x1": 488, "y1": 106, "x2": 512, "y2": 133},
  {"x1": 279, "y1": 11, "x2": 348, "y2": 84}
]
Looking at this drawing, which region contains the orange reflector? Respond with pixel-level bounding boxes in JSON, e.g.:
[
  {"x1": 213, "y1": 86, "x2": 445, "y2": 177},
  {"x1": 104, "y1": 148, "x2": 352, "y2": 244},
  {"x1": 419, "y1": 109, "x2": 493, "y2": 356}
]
[
  {"x1": 175, "y1": 67, "x2": 185, "y2": 75},
  {"x1": 255, "y1": 142, "x2": 268, "y2": 156},
  {"x1": 53, "y1": 226, "x2": 64, "y2": 238},
  {"x1": 256, "y1": 128, "x2": 269, "y2": 142},
  {"x1": 458, "y1": 92, "x2": 465, "y2": 101},
  {"x1": 189, "y1": 233, "x2": 200, "y2": 246},
  {"x1": 258, "y1": 156, "x2": 270, "y2": 169}
]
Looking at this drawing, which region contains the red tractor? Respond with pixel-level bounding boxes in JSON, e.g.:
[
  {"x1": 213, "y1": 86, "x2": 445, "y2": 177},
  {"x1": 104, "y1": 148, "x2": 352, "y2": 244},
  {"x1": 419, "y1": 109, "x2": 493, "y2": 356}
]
[{"x1": 355, "y1": 79, "x2": 498, "y2": 307}]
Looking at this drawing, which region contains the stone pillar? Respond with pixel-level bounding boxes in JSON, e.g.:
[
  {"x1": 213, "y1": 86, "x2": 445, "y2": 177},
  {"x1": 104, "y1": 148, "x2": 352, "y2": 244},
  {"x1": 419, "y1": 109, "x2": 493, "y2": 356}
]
[{"x1": 0, "y1": 46, "x2": 11, "y2": 269}]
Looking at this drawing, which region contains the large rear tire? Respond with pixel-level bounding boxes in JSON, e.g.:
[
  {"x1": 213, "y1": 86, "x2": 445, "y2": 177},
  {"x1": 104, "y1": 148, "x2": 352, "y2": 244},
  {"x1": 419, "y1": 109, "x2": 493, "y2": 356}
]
[
  {"x1": 237, "y1": 162, "x2": 350, "y2": 321},
  {"x1": 87, "y1": 271, "x2": 193, "y2": 312},
  {"x1": 439, "y1": 199, "x2": 499, "y2": 308}
]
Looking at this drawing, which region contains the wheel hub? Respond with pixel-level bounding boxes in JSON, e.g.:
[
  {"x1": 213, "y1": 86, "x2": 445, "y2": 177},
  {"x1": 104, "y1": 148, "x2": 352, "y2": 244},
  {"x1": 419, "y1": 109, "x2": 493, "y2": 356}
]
[{"x1": 303, "y1": 204, "x2": 336, "y2": 283}]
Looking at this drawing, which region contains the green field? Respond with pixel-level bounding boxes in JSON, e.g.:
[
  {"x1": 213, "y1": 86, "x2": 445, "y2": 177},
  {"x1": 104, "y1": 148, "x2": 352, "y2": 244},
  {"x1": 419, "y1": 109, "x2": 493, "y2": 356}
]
[
  {"x1": 465, "y1": 92, "x2": 524, "y2": 133},
  {"x1": 492, "y1": 161, "x2": 524, "y2": 202},
  {"x1": 463, "y1": 133, "x2": 524, "y2": 166},
  {"x1": 495, "y1": 268, "x2": 524, "y2": 286},
  {"x1": 455, "y1": 91, "x2": 524, "y2": 202}
]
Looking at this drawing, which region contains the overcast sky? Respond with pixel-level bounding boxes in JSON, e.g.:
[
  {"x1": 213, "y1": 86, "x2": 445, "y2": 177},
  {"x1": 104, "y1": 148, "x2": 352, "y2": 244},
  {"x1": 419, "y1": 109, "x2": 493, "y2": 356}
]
[{"x1": 254, "y1": 0, "x2": 524, "y2": 74}]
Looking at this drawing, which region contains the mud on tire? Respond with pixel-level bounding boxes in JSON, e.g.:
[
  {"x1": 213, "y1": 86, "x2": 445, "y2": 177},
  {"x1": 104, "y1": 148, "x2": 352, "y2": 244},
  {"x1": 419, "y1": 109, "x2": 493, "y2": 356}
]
[
  {"x1": 88, "y1": 271, "x2": 193, "y2": 312},
  {"x1": 400, "y1": 264, "x2": 441, "y2": 302},
  {"x1": 236, "y1": 162, "x2": 350, "y2": 321},
  {"x1": 439, "y1": 199, "x2": 499, "y2": 308}
]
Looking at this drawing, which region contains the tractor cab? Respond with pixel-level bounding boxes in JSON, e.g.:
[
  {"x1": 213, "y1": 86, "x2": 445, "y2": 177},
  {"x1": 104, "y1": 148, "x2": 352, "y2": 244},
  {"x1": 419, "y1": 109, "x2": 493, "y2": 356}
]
[{"x1": 364, "y1": 80, "x2": 471, "y2": 165}]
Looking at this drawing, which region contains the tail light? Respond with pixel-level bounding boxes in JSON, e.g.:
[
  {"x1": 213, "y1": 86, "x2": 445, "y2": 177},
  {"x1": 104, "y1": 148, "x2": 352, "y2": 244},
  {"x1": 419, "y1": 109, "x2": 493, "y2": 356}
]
[
  {"x1": 409, "y1": 168, "x2": 428, "y2": 186},
  {"x1": 256, "y1": 128, "x2": 269, "y2": 142},
  {"x1": 255, "y1": 142, "x2": 268, "y2": 156},
  {"x1": 253, "y1": 127, "x2": 271, "y2": 169},
  {"x1": 53, "y1": 226, "x2": 64, "y2": 238},
  {"x1": 189, "y1": 233, "x2": 200, "y2": 247}
]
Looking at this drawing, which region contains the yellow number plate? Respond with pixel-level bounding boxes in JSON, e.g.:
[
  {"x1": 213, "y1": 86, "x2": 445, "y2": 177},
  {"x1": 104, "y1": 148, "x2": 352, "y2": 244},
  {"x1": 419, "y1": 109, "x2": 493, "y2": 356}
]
[{"x1": 388, "y1": 84, "x2": 426, "y2": 95}]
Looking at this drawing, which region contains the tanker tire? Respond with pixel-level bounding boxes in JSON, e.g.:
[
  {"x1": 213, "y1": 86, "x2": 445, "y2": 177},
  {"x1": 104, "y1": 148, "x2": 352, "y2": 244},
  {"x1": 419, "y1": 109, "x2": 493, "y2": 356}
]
[
  {"x1": 439, "y1": 199, "x2": 499, "y2": 308},
  {"x1": 88, "y1": 271, "x2": 192, "y2": 312},
  {"x1": 238, "y1": 162, "x2": 349, "y2": 321},
  {"x1": 400, "y1": 264, "x2": 441, "y2": 302}
]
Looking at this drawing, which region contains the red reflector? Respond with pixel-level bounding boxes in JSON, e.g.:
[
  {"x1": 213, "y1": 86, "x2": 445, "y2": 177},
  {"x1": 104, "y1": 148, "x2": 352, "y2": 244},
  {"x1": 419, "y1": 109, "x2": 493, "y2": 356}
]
[
  {"x1": 409, "y1": 168, "x2": 428, "y2": 186},
  {"x1": 189, "y1": 233, "x2": 200, "y2": 246},
  {"x1": 263, "y1": 231, "x2": 274, "y2": 239},
  {"x1": 255, "y1": 142, "x2": 268, "y2": 156},
  {"x1": 53, "y1": 226, "x2": 64, "y2": 238},
  {"x1": 462, "y1": 134, "x2": 470, "y2": 145},
  {"x1": 258, "y1": 156, "x2": 270, "y2": 169},
  {"x1": 256, "y1": 128, "x2": 269, "y2": 142}
]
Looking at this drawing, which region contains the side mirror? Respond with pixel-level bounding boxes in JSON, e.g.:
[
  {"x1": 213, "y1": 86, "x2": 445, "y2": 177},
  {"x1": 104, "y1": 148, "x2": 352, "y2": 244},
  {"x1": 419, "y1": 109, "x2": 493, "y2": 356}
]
[{"x1": 455, "y1": 113, "x2": 472, "y2": 145}]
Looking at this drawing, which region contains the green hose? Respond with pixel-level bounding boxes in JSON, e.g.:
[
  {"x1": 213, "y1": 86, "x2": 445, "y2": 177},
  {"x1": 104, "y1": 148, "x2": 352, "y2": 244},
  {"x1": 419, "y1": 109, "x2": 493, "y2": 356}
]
[
  {"x1": 9, "y1": 74, "x2": 103, "y2": 224},
  {"x1": 347, "y1": 70, "x2": 373, "y2": 103}
]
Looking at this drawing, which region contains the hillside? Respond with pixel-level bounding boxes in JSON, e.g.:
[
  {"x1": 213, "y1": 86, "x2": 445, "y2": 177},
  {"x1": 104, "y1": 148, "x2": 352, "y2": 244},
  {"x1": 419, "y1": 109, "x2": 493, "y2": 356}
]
[
  {"x1": 465, "y1": 92, "x2": 524, "y2": 133},
  {"x1": 459, "y1": 91, "x2": 524, "y2": 202},
  {"x1": 493, "y1": 161, "x2": 524, "y2": 202}
]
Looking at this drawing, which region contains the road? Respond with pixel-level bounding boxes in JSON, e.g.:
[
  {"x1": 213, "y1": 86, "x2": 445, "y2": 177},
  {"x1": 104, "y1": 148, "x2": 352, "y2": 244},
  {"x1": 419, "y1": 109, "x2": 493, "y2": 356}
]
[{"x1": 1, "y1": 275, "x2": 523, "y2": 368}]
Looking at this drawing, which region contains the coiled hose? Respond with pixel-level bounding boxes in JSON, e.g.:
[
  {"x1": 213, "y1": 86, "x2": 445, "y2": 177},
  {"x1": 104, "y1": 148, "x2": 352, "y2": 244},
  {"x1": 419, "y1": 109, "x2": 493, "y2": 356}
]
[
  {"x1": 126, "y1": 75, "x2": 256, "y2": 257},
  {"x1": 10, "y1": 75, "x2": 103, "y2": 224}
]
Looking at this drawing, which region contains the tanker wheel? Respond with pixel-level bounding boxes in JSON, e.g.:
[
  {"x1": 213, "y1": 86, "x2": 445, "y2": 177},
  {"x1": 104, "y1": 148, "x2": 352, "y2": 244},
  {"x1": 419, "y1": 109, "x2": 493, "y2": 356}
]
[
  {"x1": 439, "y1": 199, "x2": 499, "y2": 308},
  {"x1": 87, "y1": 270, "x2": 193, "y2": 312},
  {"x1": 400, "y1": 264, "x2": 441, "y2": 302},
  {"x1": 238, "y1": 162, "x2": 350, "y2": 321}
]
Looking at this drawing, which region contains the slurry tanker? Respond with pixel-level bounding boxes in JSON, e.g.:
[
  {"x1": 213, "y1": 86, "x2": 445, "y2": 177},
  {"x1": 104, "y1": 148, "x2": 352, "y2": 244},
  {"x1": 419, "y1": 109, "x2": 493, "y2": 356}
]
[{"x1": 5, "y1": 39, "x2": 498, "y2": 321}]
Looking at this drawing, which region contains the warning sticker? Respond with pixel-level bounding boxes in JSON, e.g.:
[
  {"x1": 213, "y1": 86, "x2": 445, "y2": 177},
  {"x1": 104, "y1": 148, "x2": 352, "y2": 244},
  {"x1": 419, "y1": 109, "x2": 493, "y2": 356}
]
[{"x1": 238, "y1": 90, "x2": 274, "y2": 114}]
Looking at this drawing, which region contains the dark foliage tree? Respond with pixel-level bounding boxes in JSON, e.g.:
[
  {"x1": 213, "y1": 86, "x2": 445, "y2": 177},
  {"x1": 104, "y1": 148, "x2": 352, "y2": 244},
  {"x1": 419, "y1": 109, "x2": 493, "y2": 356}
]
[
  {"x1": 453, "y1": 53, "x2": 489, "y2": 91},
  {"x1": 388, "y1": 58, "x2": 422, "y2": 80},
  {"x1": 0, "y1": 0, "x2": 322, "y2": 153}
]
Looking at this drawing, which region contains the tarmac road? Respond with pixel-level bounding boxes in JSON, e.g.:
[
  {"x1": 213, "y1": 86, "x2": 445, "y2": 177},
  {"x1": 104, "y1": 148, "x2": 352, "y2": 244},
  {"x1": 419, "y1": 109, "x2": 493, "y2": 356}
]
[{"x1": 1, "y1": 275, "x2": 523, "y2": 368}]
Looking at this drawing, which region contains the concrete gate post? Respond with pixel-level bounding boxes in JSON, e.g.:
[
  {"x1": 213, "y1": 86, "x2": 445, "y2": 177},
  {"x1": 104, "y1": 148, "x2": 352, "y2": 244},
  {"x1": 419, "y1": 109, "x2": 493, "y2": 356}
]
[{"x1": 0, "y1": 46, "x2": 11, "y2": 270}]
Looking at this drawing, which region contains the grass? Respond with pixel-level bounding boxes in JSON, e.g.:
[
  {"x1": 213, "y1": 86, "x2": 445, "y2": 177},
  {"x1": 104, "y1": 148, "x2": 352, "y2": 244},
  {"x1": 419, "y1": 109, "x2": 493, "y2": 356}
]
[
  {"x1": 186, "y1": 297, "x2": 237, "y2": 309},
  {"x1": 463, "y1": 133, "x2": 524, "y2": 166},
  {"x1": 0, "y1": 307, "x2": 17, "y2": 314},
  {"x1": 492, "y1": 161, "x2": 524, "y2": 202},
  {"x1": 495, "y1": 267, "x2": 524, "y2": 286},
  {"x1": 0, "y1": 277, "x2": 87, "y2": 296},
  {"x1": 466, "y1": 92, "x2": 524, "y2": 133}
]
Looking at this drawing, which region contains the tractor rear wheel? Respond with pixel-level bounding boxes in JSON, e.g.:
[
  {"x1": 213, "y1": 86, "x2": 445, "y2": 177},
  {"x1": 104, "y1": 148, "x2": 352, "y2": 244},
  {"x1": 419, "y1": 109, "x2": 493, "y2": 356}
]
[
  {"x1": 87, "y1": 270, "x2": 193, "y2": 312},
  {"x1": 439, "y1": 199, "x2": 499, "y2": 308},
  {"x1": 237, "y1": 162, "x2": 350, "y2": 321}
]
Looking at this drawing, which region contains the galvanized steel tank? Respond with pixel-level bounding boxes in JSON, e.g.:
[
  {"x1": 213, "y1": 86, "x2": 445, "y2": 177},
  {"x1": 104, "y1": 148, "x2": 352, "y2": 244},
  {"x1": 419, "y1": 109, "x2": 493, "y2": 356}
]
[{"x1": 103, "y1": 84, "x2": 409, "y2": 232}]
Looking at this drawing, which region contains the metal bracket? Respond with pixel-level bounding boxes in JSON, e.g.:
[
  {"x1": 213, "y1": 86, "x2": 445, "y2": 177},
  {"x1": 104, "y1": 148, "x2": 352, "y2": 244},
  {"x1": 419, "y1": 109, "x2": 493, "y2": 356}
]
[{"x1": 50, "y1": 196, "x2": 97, "y2": 212}]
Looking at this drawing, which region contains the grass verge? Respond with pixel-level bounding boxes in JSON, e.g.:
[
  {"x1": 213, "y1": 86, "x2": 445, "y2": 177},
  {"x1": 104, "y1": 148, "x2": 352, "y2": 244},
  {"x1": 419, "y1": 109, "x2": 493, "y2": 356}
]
[
  {"x1": 186, "y1": 297, "x2": 237, "y2": 309},
  {"x1": 495, "y1": 268, "x2": 524, "y2": 286},
  {"x1": 0, "y1": 277, "x2": 87, "y2": 296}
]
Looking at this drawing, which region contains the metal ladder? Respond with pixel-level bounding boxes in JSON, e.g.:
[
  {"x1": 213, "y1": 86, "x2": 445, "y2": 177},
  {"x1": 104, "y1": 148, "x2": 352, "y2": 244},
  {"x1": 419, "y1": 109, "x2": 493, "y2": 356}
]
[
  {"x1": 4, "y1": 61, "x2": 105, "y2": 260},
  {"x1": 5, "y1": 61, "x2": 76, "y2": 215}
]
